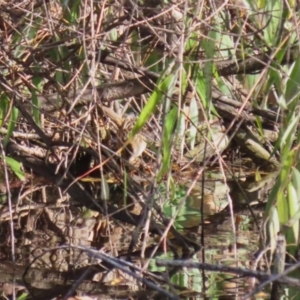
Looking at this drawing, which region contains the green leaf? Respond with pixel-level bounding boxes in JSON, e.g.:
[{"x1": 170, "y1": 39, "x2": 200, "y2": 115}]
[
  {"x1": 188, "y1": 97, "x2": 198, "y2": 150},
  {"x1": 285, "y1": 56, "x2": 300, "y2": 109},
  {"x1": 196, "y1": 71, "x2": 207, "y2": 108},
  {"x1": 4, "y1": 157, "x2": 25, "y2": 181},
  {"x1": 279, "y1": 150, "x2": 294, "y2": 187},
  {"x1": 257, "y1": 0, "x2": 266, "y2": 9},
  {"x1": 130, "y1": 74, "x2": 176, "y2": 138},
  {"x1": 157, "y1": 107, "x2": 178, "y2": 181},
  {"x1": 0, "y1": 94, "x2": 9, "y2": 127},
  {"x1": 285, "y1": 182, "x2": 299, "y2": 255},
  {"x1": 144, "y1": 49, "x2": 162, "y2": 73},
  {"x1": 4, "y1": 106, "x2": 18, "y2": 147},
  {"x1": 202, "y1": 30, "x2": 216, "y2": 113},
  {"x1": 277, "y1": 189, "x2": 288, "y2": 224},
  {"x1": 101, "y1": 175, "x2": 110, "y2": 201},
  {"x1": 265, "y1": 69, "x2": 283, "y2": 108},
  {"x1": 280, "y1": 116, "x2": 299, "y2": 150},
  {"x1": 276, "y1": 151, "x2": 295, "y2": 225},
  {"x1": 17, "y1": 292, "x2": 29, "y2": 300},
  {"x1": 264, "y1": 0, "x2": 283, "y2": 46},
  {"x1": 32, "y1": 76, "x2": 43, "y2": 125},
  {"x1": 254, "y1": 169, "x2": 262, "y2": 182},
  {"x1": 265, "y1": 175, "x2": 281, "y2": 213},
  {"x1": 175, "y1": 112, "x2": 186, "y2": 158},
  {"x1": 292, "y1": 167, "x2": 300, "y2": 200},
  {"x1": 62, "y1": 0, "x2": 81, "y2": 23},
  {"x1": 268, "y1": 205, "x2": 280, "y2": 252},
  {"x1": 287, "y1": 182, "x2": 299, "y2": 233}
]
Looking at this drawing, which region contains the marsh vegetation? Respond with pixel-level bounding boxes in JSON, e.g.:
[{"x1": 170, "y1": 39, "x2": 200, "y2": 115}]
[{"x1": 1, "y1": 0, "x2": 300, "y2": 299}]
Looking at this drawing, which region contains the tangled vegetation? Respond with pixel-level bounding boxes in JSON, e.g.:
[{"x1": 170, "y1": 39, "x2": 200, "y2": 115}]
[{"x1": 1, "y1": 0, "x2": 300, "y2": 299}]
